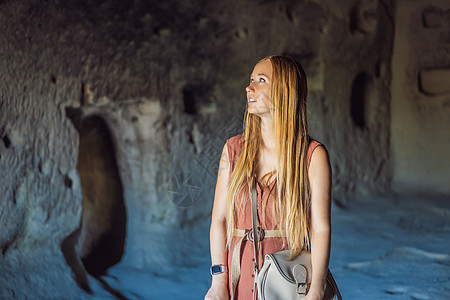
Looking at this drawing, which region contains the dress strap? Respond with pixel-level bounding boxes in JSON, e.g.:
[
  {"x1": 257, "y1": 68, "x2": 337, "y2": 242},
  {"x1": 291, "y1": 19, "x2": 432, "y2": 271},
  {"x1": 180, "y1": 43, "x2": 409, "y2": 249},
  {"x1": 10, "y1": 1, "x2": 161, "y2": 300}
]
[{"x1": 307, "y1": 140, "x2": 323, "y2": 168}]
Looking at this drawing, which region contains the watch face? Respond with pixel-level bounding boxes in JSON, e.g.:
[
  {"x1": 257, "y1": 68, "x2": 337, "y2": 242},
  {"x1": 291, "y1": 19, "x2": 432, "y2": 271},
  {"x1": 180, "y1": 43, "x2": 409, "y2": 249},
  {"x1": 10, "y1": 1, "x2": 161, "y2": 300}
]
[{"x1": 211, "y1": 265, "x2": 222, "y2": 274}]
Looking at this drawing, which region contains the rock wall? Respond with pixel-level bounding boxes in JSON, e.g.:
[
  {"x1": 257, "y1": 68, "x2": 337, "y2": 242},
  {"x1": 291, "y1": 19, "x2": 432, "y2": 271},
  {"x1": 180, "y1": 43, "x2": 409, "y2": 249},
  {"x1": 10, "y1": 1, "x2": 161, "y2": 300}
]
[
  {"x1": 391, "y1": 0, "x2": 450, "y2": 196},
  {"x1": 0, "y1": 0, "x2": 396, "y2": 298}
]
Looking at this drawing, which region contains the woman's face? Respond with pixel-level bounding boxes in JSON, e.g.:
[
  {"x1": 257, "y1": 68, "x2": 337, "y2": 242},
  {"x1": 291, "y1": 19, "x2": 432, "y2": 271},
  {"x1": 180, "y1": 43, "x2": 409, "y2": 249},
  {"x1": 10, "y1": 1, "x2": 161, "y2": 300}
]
[{"x1": 246, "y1": 59, "x2": 273, "y2": 117}]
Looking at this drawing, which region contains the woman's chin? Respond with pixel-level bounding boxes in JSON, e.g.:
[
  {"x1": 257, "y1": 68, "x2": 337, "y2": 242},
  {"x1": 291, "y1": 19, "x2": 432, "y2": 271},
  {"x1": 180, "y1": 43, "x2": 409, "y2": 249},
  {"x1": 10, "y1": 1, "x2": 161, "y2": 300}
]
[
  {"x1": 247, "y1": 108, "x2": 269, "y2": 118},
  {"x1": 247, "y1": 108, "x2": 257, "y2": 115}
]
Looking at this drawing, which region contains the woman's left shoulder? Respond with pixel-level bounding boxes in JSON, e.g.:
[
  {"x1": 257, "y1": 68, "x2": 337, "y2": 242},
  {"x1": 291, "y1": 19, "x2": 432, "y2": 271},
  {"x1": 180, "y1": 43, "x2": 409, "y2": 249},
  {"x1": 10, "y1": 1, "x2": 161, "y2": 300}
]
[
  {"x1": 307, "y1": 139, "x2": 328, "y2": 167},
  {"x1": 308, "y1": 141, "x2": 331, "y2": 174}
]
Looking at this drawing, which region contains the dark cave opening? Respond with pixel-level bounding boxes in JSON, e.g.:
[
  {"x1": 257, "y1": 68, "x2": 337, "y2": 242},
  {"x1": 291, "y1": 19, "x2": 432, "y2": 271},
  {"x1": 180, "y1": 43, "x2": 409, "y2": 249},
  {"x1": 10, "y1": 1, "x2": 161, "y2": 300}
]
[
  {"x1": 350, "y1": 72, "x2": 373, "y2": 129},
  {"x1": 75, "y1": 115, "x2": 127, "y2": 277},
  {"x1": 182, "y1": 84, "x2": 212, "y2": 115},
  {"x1": 183, "y1": 87, "x2": 197, "y2": 114},
  {"x1": 1, "y1": 134, "x2": 11, "y2": 148}
]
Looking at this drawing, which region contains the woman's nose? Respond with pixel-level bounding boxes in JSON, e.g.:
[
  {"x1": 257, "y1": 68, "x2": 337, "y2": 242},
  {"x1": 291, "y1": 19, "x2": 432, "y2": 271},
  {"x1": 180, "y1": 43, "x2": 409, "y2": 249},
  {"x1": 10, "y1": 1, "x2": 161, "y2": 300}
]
[{"x1": 245, "y1": 84, "x2": 254, "y2": 93}]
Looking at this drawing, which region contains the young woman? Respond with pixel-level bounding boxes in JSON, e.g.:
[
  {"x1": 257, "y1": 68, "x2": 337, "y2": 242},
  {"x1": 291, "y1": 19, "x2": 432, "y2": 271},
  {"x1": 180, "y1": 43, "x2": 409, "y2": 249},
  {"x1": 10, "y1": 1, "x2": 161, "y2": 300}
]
[{"x1": 204, "y1": 55, "x2": 332, "y2": 300}]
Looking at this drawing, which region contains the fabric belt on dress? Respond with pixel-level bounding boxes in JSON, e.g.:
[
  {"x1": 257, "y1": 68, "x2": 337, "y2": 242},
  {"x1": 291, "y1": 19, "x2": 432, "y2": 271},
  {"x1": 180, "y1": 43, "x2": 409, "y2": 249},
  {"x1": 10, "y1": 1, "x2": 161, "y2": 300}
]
[{"x1": 230, "y1": 227, "x2": 286, "y2": 300}]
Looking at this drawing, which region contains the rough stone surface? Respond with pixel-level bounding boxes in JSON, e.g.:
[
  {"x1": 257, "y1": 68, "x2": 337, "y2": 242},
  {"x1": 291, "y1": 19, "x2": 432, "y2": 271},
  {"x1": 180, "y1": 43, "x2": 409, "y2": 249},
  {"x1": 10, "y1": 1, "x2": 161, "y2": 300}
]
[
  {"x1": 391, "y1": 0, "x2": 450, "y2": 196},
  {"x1": 2, "y1": 0, "x2": 437, "y2": 297}
]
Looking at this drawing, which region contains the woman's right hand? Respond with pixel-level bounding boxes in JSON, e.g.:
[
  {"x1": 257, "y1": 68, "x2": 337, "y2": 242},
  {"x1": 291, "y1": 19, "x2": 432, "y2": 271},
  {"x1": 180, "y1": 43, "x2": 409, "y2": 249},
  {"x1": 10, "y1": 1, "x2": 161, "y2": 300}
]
[{"x1": 204, "y1": 279, "x2": 229, "y2": 300}]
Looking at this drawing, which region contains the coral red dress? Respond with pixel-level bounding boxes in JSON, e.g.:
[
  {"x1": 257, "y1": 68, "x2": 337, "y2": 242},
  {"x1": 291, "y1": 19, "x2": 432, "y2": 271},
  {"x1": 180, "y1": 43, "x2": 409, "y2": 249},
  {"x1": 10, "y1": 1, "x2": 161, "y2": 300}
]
[{"x1": 225, "y1": 133, "x2": 322, "y2": 299}]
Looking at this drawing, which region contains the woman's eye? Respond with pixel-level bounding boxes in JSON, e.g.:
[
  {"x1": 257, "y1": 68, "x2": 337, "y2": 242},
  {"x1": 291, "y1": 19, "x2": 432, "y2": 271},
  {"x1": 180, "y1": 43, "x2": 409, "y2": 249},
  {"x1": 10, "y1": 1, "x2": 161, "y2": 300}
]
[{"x1": 259, "y1": 78, "x2": 266, "y2": 83}]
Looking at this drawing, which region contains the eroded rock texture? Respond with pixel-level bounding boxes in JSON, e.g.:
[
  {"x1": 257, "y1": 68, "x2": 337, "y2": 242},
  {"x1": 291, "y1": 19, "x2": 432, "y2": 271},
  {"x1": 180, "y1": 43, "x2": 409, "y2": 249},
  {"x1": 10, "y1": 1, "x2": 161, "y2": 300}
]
[
  {"x1": 5, "y1": 0, "x2": 446, "y2": 298},
  {"x1": 391, "y1": 0, "x2": 450, "y2": 195}
]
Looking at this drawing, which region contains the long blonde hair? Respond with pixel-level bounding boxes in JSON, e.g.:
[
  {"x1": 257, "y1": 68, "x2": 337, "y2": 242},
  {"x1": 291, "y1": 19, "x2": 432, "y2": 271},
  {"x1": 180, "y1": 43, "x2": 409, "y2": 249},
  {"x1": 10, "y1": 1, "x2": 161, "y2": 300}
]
[{"x1": 226, "y1": 55, "x2": 311, "y2": 260}]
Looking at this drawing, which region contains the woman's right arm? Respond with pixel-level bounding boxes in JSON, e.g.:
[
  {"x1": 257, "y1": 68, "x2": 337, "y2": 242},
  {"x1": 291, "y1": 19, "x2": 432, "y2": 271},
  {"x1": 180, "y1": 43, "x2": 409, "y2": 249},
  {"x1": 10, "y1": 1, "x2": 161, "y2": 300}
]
[{"x1": 204, "y1": 143, "x2": 231, "y2": 300}]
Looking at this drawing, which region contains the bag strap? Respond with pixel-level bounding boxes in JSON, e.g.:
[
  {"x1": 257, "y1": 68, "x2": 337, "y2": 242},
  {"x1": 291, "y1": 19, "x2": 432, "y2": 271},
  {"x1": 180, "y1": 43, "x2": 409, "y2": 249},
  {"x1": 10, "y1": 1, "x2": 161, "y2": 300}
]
[
  {"x1": 251, "y1": 179, "x2": 259, "y2": 270},
  {"x1": 250, "y1": 179, "x2": 260, "y2": 300}
]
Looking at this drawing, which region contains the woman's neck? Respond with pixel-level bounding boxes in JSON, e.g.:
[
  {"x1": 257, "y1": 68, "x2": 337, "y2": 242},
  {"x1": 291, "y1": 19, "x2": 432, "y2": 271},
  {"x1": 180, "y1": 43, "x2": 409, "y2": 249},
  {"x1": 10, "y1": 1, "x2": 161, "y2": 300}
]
[{"x1": 260, "y1": 117, "x2": 276, "y2": 151}]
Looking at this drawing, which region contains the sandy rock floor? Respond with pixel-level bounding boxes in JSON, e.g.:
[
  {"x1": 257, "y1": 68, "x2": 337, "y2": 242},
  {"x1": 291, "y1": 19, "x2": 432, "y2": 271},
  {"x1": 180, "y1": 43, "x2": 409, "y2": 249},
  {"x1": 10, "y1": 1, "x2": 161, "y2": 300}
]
[{"x1": 88, "y1": 193, "x2": 450, "y2": 299}]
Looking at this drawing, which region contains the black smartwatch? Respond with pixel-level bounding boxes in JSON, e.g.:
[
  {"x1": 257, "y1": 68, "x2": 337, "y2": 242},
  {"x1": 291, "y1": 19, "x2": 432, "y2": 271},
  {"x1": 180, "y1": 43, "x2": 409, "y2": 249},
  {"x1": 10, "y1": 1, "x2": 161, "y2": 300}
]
[{"x1": 210, "y1": 264, "x2": 227, "y2": 275}]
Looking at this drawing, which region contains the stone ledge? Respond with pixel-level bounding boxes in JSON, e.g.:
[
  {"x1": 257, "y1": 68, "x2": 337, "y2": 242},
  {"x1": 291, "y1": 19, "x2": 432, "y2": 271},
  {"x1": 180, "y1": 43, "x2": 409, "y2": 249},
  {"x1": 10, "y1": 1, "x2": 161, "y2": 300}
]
[{"x1": 419, "y1": 68, "x2": 450, "y2": 96}]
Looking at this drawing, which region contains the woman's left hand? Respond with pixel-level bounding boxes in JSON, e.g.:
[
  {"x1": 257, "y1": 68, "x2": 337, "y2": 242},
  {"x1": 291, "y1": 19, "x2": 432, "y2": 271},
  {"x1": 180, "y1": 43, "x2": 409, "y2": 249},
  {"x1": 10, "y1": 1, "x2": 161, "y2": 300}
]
[
  {"x1": 302, "y1": 288, "x2": 323, "y2": 300},
  {"x1": 302, "y1": 294, "x2": 320, "y2": 300}
]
